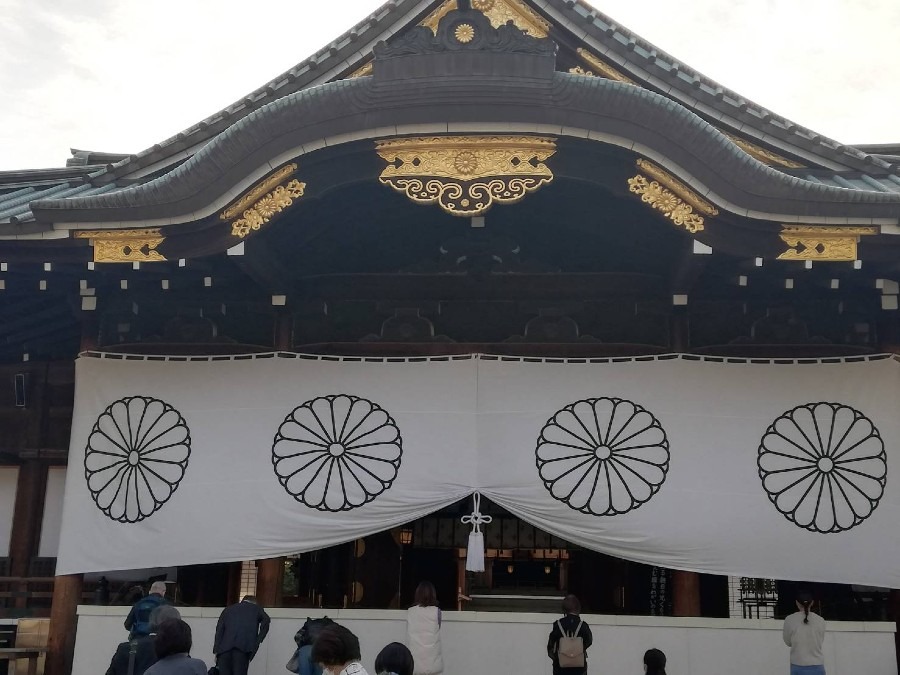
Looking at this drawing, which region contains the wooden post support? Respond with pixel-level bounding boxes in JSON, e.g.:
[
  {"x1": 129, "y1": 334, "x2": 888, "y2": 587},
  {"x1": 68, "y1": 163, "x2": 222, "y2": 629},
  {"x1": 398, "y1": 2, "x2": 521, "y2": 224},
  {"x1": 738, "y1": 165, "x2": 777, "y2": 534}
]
[
  {"x1": 253, "y1": 311, "x2": 293, "y2": 607},
  {"x1": 255, "y1": 558, "x2": 283, "y2": 607},
  {"x1": 672, "y1": 570, "x2": 702, "y2": 617},
  {"x1": 46, "y1": 313, "x2": 96, "y2": 675},
  {"x1": 670, "y1": 311, "x2": 690, "y2": 353},
  {"x1": 8, "y1": 460, "x2": 47, "y2": 578},
  {"x1": 45, "y1": 574, "x2": 83, "y2": 675}
]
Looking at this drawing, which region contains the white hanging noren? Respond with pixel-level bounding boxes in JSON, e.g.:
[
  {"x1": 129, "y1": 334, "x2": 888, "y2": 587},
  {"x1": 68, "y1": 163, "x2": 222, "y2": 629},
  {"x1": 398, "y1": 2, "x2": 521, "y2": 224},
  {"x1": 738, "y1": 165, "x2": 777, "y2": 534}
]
[{"x1": 461, "y1": 492, "x2": 492, "y2": 572}]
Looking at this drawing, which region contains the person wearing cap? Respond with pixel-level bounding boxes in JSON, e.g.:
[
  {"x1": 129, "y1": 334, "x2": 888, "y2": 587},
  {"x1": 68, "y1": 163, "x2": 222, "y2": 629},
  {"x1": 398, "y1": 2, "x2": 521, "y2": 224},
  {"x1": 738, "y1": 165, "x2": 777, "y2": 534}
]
[{"x1": 125, "y1": 581, "x2": 172, "y2": 639}]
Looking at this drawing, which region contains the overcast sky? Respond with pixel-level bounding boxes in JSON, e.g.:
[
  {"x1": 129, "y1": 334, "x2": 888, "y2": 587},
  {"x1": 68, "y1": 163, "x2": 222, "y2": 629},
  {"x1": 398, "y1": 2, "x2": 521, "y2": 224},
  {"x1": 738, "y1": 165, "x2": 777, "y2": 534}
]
[{"x1": 0, "y1": 0, "x2": 897, "y2": 171}]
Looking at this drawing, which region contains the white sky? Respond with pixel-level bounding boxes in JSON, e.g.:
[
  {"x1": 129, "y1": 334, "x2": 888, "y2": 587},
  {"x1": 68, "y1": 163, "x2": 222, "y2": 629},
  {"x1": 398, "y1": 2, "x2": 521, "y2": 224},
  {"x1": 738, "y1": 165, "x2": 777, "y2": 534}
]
[{"x1": 0, "y1": 0, "x2": 897, "y2": 171}]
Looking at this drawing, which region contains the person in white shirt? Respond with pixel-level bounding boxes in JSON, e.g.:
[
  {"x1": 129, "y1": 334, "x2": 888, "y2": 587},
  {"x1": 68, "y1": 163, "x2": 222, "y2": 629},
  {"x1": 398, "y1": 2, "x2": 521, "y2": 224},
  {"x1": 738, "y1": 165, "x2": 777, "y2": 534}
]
[
  {"x1": 406, "y1": 581, "x2": 443, "y2": 675},
  {"x1": 782, "y1": 590, "x2": 826, "y2": 675}
]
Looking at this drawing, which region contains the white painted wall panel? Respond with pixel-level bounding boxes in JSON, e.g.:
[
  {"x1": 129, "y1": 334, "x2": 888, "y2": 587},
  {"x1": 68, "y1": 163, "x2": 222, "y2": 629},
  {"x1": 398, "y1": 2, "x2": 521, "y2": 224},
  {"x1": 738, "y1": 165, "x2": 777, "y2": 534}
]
[
  {"x1": 0, "y1": 468, "x2": 19, "y2": 557},
  {"x1": 38, "y1": 467, "x2": 66, "y2": 558},
  {"x1": 72, "y1": 608, "x2": 898, "y2": 675}
]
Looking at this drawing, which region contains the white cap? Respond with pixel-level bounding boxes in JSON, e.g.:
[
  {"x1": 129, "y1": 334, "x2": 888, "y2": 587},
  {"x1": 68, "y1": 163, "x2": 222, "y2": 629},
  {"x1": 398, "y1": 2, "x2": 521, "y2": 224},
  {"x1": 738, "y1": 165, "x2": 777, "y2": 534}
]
[{"x1": 149, "y1": 581, "x2": 168, "y2": 595}]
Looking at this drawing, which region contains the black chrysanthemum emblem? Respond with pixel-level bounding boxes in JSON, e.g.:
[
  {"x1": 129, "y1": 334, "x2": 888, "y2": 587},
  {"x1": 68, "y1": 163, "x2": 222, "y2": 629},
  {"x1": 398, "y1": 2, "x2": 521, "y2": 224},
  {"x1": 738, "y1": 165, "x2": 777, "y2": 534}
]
[
  {"x1": 272, "y1": 395, "x2": 402, "y2": 511},
  {"x1": 758, "y1": 402, "x2": 886, "y2": 533},
  {"x1": 84, "y1": 396, "x2": 191, "y2": 523},
  {"x1": 536, "y1": 397, "x2": 669, "y2": 516}
]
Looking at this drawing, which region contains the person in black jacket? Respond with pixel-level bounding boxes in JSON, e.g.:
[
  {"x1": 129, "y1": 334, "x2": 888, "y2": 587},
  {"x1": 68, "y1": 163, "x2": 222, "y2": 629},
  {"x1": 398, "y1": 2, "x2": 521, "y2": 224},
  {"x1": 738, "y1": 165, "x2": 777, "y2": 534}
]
[
  {"x1": 106, "y1": 606, "x2": 182, "y2": 675},
  {"x1": 547, "y1": 594, "x2": 593, "y2": 675},
  {"x1": 213, "y1": 595, "x2": 271, "y2": 675}
]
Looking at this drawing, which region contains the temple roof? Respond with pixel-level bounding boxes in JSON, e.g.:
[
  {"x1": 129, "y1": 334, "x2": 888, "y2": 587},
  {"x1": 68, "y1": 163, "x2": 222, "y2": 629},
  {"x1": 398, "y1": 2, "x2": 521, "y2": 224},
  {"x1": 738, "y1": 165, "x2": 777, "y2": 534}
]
[{"x1": 1, "y1": 0, "x2": 898, "y2": 236}]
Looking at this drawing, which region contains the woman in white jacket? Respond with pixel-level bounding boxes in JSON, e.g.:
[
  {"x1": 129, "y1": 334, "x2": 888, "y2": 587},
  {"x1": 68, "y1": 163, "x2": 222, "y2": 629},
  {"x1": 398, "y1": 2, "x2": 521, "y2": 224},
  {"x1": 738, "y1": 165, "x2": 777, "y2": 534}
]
[{"x1": 406, "y1": 581, "x2": 443, "y2": 675}]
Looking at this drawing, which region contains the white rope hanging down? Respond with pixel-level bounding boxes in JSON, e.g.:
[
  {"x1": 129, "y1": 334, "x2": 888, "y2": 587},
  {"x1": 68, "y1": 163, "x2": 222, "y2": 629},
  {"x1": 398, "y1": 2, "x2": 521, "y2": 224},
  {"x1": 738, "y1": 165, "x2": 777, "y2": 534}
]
[{"x1": 461, "y1": 492, "x2": 492, "y2": 572}]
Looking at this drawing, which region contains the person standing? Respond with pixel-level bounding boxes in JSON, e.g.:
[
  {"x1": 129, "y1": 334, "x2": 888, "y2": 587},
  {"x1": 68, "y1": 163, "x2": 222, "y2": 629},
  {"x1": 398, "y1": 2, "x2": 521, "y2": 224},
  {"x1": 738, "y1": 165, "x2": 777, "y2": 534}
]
[
  {"x1": 547, "y1": 594, "x2": 592, "y2": 675},
  {"x1": 782, "y1": 590, "x2": 826, "y2": 675},
  {"x1": 406, "y1": 581, "x2": 443, "y2": 675},
  {"x1": 213, "y1": 595, "x2": 271, "y2": 675},
  {"x1": 125, "y1": 581, "x2": 171, "y2": 639}
]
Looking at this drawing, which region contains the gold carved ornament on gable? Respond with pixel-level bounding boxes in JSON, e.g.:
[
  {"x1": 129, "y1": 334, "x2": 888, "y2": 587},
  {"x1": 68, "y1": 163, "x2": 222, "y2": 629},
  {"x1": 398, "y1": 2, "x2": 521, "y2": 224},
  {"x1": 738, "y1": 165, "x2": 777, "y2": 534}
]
[
  {"x1": 570, "y1": 48, "x2": 635, "y2": 84},
  {"x1": 627, "y1": 159, "x2": 718, "y2": 234},
  {"x1": 777, "y1": 226, "x2": 877, "y2": 262},
  {"x1": 421, "y1": 0, "x2": 550, "y2": 38},
  {"x1": 220, "y1": 163, "x2": 306, "y2": 238},
  {"x1": 376, "y1": 135, "x2": 556, "y2": 217},
  {"x1": 74, "y1": 228, "x2": 166, "y2": 263}
]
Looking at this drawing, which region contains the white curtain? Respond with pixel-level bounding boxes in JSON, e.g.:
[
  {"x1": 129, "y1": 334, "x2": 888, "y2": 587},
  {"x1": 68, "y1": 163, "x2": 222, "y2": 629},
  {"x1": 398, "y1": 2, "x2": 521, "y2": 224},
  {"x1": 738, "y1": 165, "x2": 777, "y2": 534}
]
[{"x1": 57, "y1": 353, "x2": 900, "y2": 586}]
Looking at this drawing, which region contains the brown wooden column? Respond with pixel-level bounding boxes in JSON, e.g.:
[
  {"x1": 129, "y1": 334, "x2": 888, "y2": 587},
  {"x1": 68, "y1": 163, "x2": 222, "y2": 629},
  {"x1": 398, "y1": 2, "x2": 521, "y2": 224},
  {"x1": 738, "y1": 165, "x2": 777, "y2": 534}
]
[
  {"x1": 46, "y1": 313, "x2": 96, "y2": 675},
  {"x1": 256, "y1": 558, "x2": 283, "y2": 607},
  {"x1": 46, "y1": 574, "x2": 83, "y2": 675},
  {"x1": 670, "y1": 310, "x2": 690, "y2": 352},
  {"x1": 672, "y1": 570, "x2": 701, "y2": 617},
  {"x1": 8, "y1": 460, "x2": 47, "y2": 578},
  {"x1": 253, "y1": 311, "x2": 293, "y2": 607}
]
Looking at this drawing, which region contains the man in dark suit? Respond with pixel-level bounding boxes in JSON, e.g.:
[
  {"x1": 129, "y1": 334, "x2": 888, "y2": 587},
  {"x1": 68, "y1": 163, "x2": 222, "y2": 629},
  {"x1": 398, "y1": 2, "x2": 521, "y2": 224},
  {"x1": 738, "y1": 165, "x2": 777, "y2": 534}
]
[{"x1": 213, "y1": 595, "x2": 271, "y2": 675}]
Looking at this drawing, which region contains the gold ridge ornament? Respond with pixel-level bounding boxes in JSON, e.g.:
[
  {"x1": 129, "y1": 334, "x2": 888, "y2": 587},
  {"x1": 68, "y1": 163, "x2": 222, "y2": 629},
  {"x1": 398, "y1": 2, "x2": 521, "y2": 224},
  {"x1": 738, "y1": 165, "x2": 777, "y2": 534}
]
[{"x1": 376, "y1": 135, "x2": 556, "y2": 217}]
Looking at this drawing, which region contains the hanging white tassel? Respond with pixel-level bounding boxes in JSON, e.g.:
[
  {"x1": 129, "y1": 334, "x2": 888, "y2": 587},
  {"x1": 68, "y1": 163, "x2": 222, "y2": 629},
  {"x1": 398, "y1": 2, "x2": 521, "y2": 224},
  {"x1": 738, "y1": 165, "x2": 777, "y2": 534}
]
[{"x1": 461, "y1": 493, "x2": 492, "y2": 572}]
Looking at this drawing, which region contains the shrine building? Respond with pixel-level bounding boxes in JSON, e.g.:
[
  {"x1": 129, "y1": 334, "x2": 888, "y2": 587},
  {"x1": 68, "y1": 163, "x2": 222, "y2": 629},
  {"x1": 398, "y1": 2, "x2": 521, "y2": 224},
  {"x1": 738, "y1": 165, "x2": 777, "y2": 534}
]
[{"x1": 1, "y1": 1, "x2": 900, "y2": 674}]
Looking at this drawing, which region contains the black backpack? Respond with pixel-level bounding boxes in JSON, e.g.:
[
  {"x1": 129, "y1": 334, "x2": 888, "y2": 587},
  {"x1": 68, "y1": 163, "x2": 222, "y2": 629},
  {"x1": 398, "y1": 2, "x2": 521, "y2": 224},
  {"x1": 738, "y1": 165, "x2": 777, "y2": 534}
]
[{"x1": 294, "y1": 616, "x2": 335, "y2": 648}]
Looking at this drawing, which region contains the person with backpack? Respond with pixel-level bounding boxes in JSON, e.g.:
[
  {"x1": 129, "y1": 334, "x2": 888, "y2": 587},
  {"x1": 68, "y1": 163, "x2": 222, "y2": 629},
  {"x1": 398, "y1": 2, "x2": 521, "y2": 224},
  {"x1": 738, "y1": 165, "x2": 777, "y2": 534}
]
[
  {"x1": 287, "y1": 616, "x2": 334, "y2": 675},
  {"x1": 106, "y1": 606, "x2": 182, "y2": 675},
  {"x1": 547, "y1": 594, "x2": 592, "y2": 675},
  {"x1": 125, "y1": 582, "x2": 172, "y2": 639}
]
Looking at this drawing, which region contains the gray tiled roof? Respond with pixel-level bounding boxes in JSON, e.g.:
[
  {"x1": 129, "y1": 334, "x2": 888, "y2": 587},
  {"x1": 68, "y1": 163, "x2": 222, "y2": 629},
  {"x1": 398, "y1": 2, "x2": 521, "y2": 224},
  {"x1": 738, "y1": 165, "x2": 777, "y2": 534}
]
[{"x1": 1, "y1": 0, "x2": 898, "y2": 232}]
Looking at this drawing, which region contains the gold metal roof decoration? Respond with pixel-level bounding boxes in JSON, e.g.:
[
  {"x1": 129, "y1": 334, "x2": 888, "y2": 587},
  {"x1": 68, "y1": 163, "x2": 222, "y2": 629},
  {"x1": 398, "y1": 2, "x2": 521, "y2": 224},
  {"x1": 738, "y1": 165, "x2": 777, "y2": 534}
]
[
  {"x1": 220, "y1": 163, "x2": 306, "y2": 238},
  {"x1": 627, "y1": 159, "x2": 718, "y2": 234},
  {"x1": 376, "y1": 135, "x2": 556, "y2": 217},
  {"x1": 572, "y1": 48, "x2": 635, "y2": 85},
  {"x1": 777, "y1": 225, "x2": 878, "y2": 262},
  {"x1": 347, "y1": 61, "x2": 373, "y2": 78},
  {"x1": 421, "y1": 0, "x2": 550, "y2": 38},
  {"x1": 75, "y1": 228, "x2": 166, "y2": 263},
  {"x1": 725, "y1": 134, "x2": 805, "y2": 169}
]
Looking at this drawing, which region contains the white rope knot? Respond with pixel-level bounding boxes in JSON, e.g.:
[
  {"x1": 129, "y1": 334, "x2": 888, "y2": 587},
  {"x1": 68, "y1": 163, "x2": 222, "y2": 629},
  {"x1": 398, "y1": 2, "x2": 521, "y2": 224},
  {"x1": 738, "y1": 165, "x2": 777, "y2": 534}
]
[{"x1": 461, "y1": 492, "x2": 492, "y2": 534}]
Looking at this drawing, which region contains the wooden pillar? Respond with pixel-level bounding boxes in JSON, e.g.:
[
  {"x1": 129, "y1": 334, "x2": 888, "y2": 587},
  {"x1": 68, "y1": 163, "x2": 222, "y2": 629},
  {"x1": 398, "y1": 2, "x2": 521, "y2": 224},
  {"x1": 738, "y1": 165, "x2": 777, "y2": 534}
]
[
  {"x1": 256, "y1": 558, "x2": 283, "y2": 607},
  {"x1": 45, "y1": 574, "x2": 83, "y2": 675},
  {"x1": 46, "y1": 314, "x2": 96, "y2": 675},
  {"x1": 672, "y1": 570, "x2": 701, "y2": 617},
  {"x1": 8, "y1": 460, "x2": 46, "y2": 578},
  {"x1": 254, "y1": 310, "x2": 293, "y2": 607},
  {"x1": 670, "y1": 311, "x2": 690, "y2": 352}
]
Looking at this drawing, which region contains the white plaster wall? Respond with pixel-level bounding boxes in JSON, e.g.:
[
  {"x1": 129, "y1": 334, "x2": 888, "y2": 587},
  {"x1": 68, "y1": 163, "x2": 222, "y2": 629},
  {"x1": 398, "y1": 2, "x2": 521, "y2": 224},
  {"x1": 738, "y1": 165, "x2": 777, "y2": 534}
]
[
  {"x1": 38, "y1": 466, "x2": 66, "y2": 558},
  {"x1": 73, "y1": 607, "x2": 897, "y2": 675},
  {"x1": 0, "y1": 467, "x2": 19, "y2": 557}
]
